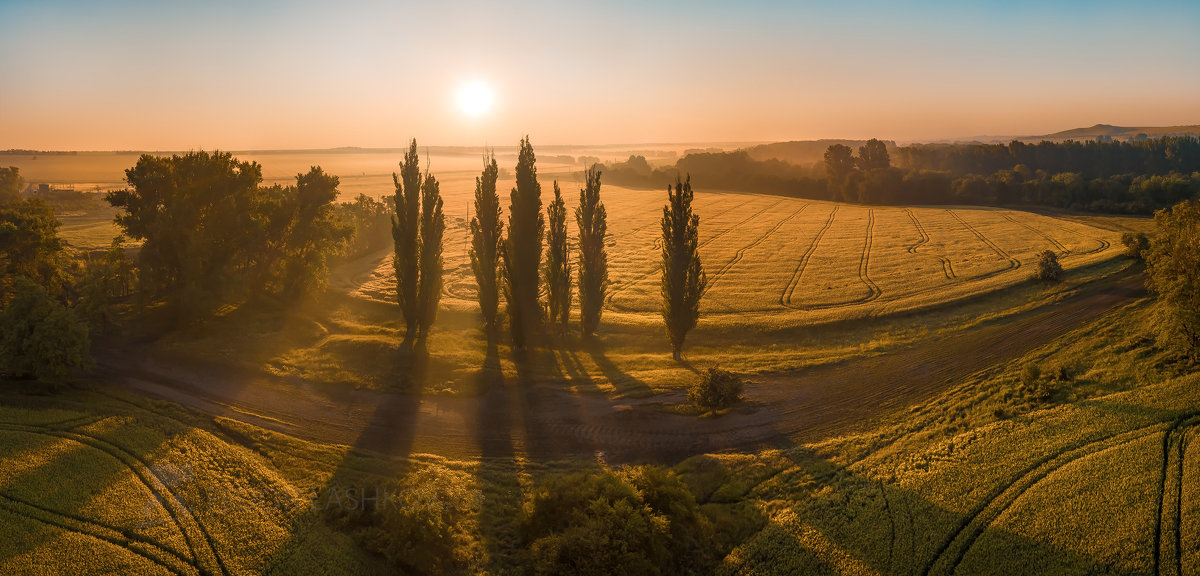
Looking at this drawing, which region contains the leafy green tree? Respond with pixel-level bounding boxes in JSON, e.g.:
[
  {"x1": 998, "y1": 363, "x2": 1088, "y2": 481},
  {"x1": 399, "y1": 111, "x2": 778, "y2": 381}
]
[
  {"x1": 502, "y1": 136, "x2": 545, "y2": 352},
  {"x1": 77, "y1": 236, "x2": 136, "y2": 329},
  {"x1": 0, "y1": 166, "x2": 23, "y2": 204},
  {"x1": 470, "y1": 154, "x2": 504, "y2": 341},
  {"x1": 0, "y1": 195, "x2": 66, "y2": 304},
  {"x1": 1121, "y1": 231, "x2": 1150, "y2": 260},
  {"x1": 575, "y1": 165, "x2": 608, "y2": 338},
  {"x1": 417, "y1": 172, "x2": 444, "y2": 341},
  {"x1": 391, "y1": 140, "x2": 423, "y2": 345},
  {"x1": 660, "y1": 175, "x2": 706, "y2": 361},
  {"x1": 823, "y1": 144, "x2": 856, "y2": 201},
  {"x1": 0, "y1": 277, "x2": 89, "y2": 385},
  {"x1": 108, "y1": 151, "x2": 265, "y2": 316},
  {"x1": 856, "y1": 138, "x2": 890, "y2": 171},
  {"x1": 281, "y1": 167, "x2": 353, "y2": 300},
  {"x1": 544, "y1": 181, "x2": 571, "y2": 335},
  {"x1": 1034, "y1": 250, "x2": 1063, "y2": 281},
  {"x1": 1146, "y1": 200, "x2": 1200, "y2": 360}
]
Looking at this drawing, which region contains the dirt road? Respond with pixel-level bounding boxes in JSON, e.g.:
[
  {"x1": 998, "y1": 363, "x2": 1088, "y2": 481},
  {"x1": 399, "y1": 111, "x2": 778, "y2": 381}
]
[{"x1": 96, "y1": 272, "x2": 1147, "y2": 465}]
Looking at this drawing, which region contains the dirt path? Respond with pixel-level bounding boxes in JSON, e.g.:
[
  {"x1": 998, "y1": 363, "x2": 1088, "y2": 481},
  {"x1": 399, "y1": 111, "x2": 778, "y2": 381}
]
[{"x1": 95, "y1": 272, "x2": 1146, "y2": 465}]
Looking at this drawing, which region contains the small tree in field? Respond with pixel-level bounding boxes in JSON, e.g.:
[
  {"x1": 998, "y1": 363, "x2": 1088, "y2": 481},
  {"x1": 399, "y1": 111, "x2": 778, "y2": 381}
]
[
  {"x1": 576, "y1": 165, "x2": 608, "y2": 339},
  {"x1": 544, "y1": 181, "x2": 571, "y2": 336},
  {"x1": 660, "y1": 175, "x2": 706, "y2": 361},
  {"x1": 689, "y1": 367, "x2": 745, "y2": 411},
  {"x1": 470, "y1": 154, "x2": 504, "y2": 342},
  {"x1": 1034, "y1": 250, "x2": 1063, "y2": 281}
]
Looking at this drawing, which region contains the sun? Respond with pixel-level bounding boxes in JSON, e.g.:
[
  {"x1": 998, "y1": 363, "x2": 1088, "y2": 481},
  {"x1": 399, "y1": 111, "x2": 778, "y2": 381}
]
[{"x1": 457, "y1": 80, "x2": 493, "y2": 118}]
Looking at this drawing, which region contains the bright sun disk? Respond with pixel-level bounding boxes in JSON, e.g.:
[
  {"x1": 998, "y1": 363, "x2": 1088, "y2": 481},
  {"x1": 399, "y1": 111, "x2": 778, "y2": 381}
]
[{"x1": 457, "y1": 81, "x2": 493, "y2": 118}]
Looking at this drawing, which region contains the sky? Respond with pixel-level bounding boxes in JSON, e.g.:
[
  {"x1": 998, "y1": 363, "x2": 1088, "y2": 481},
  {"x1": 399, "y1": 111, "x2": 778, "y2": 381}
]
[{"x1": 1, "y1": 0, "x2": 1198, "y2": 150}]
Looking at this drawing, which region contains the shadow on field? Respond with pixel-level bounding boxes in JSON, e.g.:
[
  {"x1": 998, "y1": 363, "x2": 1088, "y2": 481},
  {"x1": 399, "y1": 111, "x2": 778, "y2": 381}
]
[{"x1": 584, "y1": 339, "x2": 654, "y2": 397}]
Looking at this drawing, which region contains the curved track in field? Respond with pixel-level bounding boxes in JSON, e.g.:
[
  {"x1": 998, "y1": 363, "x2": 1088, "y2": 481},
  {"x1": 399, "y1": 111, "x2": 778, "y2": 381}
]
[
  {"x1": 906, "y1": 208, "x2": 956, "y2": 280},
  {"x1": 0, "y1": 422, "x2": 230, "y2": 576},
  {"x1": 605, "y1": 198, "x2": 787, "y2": 312},
  {"x1": 780, "y1": 207, "x2": 880, "y2": 310},
  {"x1": 947, "y1": 209, "x2": 1021, "y2": 279},
  {"x1": 1001, "y1": 212, "x2": 1070, "y2": 254},
  {"x1": 703, "y1": 204, "x2": 809, "y2": 294},
  {"x1": 779, "y1": 206, "x2": 839, "y2": 307}
]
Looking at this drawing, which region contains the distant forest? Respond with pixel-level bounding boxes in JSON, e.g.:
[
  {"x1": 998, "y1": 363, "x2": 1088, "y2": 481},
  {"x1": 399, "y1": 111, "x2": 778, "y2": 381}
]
[{"x1": 602, "y1": 136, "x2": 1200, "y2": 214}]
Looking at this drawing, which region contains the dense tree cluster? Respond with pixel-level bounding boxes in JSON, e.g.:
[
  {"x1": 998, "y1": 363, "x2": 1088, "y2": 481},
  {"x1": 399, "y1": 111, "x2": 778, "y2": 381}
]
[
  {"x1": 602, "y1": 136, "x2": 1200, "y2": 214},
  {"x1": 1146, "y1": 200, "x2": 1200, "y2": 361}
]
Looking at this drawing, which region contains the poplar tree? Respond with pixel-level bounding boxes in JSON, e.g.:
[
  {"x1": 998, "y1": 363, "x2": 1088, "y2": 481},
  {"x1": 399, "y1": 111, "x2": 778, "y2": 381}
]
[
  {"x1": 544, "y1": 181, "x2": 571, "y2": 335},
  {"x1": 575, "y1": 165, "x2": 607, "y2": 339},
  {"x1": 416, "y1": 172, "x2": 444, "y2": 341},
  {"x1": 660, "y1": 175, "x2": 706, "y2": 361},
  {"x1": 470, "y1": 154, "x2": 504, "y2": 341},
  {"x1": 502, "y1": 136, "x2": 544, "y2": 352},
  {"x1": 391, "y1": 140, "x2": 422, "y2": 345}
]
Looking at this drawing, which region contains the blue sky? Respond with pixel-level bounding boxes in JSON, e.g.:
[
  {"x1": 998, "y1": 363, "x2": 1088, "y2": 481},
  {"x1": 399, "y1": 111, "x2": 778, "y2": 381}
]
[{"x1": 1, "y1": 0, "x2": 1197, "y2": 149}]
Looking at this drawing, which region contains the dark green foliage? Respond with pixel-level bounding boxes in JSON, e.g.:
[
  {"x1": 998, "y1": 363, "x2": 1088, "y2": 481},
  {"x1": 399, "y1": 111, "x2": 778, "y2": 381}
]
[
  {"x1": 0, "y1": 166, "x2": 23, "y2": 204},
  {"x1": 660, "y1": 175, "x2": 705, "y2": 361},
  {"x1": 279, "y1": 167, "x2": 353, "y2": 300},
  {"x1": 1020, "y1": 364, "x2": 1041, "y2": 388},
  {"x1": 1146, "y1": 200, "x2": 1200, "y2": 360},
  {"x1": 77, "y1": 236, "x2": 136, "y2": 329},
  {"x1": 688, "y1": 367, "x2": 745, "y2": 410},
  {"x1": 1034, "y1": 250, "x2": 1063, "y2": 281},
  {"x1": 470, "y1": 154, "x2": 504, "y2": 341},
  {"x1": 0, "y1": 277, "x2": 89, "y2": 385},
  {"x1": 824, "y1": 144, "x2": 856, "y2": 201},
  {"x1": 417, "y1": 173, "x2": 444, "y2": 341},
  {"x1": 110, "y1": 151, "x2": 265, "y2": 312},
  {"x1": 1121, "y1": 231, "x2": 1150, "y2": 260},
  {"x1": 0, "y1": 195, "x2": 66, "y2": 304},
  {"x1": 336, "y1": 193, "x2": 392, "y2": 258},
  {"x1": 857, "y1": 138, "x2": 890, "y2": 171},
  {"x1": 1019, "y1": 364, "x2": 1054, "y2": 402},
  {"x1": 575, "y1": 165, "x2": 608, "y2": 338},
  {"x1": 502, "y1": 136, "x2": 545, "y2": 352},
  {"x1": 522, "y1": 466, "x2": 718, "y2": 576},
  {"x1": 392, "y1": 140, "x2": 423, "y2": 344},
  {"x1": 544, "y1": 181, "x2": 571, "y2": 335}
]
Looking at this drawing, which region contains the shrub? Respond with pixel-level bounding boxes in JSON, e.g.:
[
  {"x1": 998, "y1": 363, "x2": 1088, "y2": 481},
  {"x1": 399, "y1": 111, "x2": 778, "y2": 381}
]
[
  {"x1": 523, "y1": 466, "x2": 717, "y2": 576},
  {"x1": 1034, "y1": 250, "x2": 1063, "y2": 281},
  {"x1": 0, "y1": 277, "x2": 89, "y2": 385},
  {"x1": 688, "y1": 367, "x2": 745, "y2": 411},
  {"x1": 1120, "y1": 231, "x2": 1149, "y2": 260},
  {"x1": 1019, "y1": 364, "x2": 1054, "y2": 402}
]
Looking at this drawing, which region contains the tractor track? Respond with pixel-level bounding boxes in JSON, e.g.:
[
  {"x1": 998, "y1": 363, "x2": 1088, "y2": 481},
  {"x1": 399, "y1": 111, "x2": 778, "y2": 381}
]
[
  {"x1": 905, "y1": 208, "x2": 956, "y2": 280},
  {"x1": 0, "y1": 422, "x2": 230, "y2": 576},
  {"x1": 0, "y1": 490, "x2": 199, "y2": 576},
  {"x1": 923, "y1": 415, "x2": 1200, "y2": 576},
  {"x1": 605, "y1": 198, "x2": 787, "y2": 311},
  {"x1": 780, "y1": 207, "x2": 880, "y2": 310},
  {"x1": 1001, "y1": 213, "x2": 1069, "y2": 254},
  {"x1": 779, "y1": 206, "x2": 839, "y2": 307},
  {"x1": 947, "y1": 210, "x2": 1021, "y2": 277},
  {"x1": 703, "y1": 204, "x2": 808, "y2": 294},
  {"x1": 1155, "y1": 419, "x2": 1192, "y2": 576}
]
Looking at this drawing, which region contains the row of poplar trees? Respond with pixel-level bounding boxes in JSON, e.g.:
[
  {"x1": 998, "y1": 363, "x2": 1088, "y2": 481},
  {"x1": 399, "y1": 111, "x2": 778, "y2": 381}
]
[{"x1": 392, "y1": 136, "x2": 707, "y2": 360}]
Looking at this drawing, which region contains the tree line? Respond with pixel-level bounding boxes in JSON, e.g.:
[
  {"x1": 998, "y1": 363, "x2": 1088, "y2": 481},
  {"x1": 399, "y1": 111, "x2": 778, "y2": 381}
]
[{"x1": 601, "y1": 136, "x2": 1200, "y2": 214}]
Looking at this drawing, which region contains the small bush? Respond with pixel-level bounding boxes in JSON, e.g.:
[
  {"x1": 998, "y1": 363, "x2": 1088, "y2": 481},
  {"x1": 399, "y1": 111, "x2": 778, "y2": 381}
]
[
  {"x1": 1019, "y1": 364, "x2": 1054, "y2": 402},
  {"x1": 1121, "y1": 232, "x2": 1149, "y2": 260},
  {"x1": 1034, "y1": 250, "x2": 1064, "y2": 281},
  {"x1": 688, "y1": 367, "x2": 745, "y2": 411}
]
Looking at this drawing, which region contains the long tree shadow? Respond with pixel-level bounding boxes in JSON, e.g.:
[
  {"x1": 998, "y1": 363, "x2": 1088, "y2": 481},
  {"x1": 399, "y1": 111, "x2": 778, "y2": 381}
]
[{"x1": 584, "y1": 338, "x2": 654, "y2": 398}]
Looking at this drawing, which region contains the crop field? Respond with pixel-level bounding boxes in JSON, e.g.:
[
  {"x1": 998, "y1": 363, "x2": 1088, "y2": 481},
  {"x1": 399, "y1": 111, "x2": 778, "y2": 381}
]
[{"x1": 350, "y1": 167, "x2": 1125, "y2": 327}]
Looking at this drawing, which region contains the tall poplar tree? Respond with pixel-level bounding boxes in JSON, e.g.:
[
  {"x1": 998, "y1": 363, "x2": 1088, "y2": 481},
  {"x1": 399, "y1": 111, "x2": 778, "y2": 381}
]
[
  {"x1": 660, "y1": 175, "x2": 706, "y2": 361},
  {"x1": 391, "y1": 140, "x2": 422, "y2": 345},
  {"x1": 502, "y1": 136, "x2": 544, "y2": 352},
  {"x1": 575, "y1": 165, "x2": 607, "y2": 339},
  {"x1": 417, "y1": 172, "x2": 444, "y2": 341},
  {"x1": 544, "y1": 181, "x2": 571, "y2": 335},
  {"x1": 470, "y1": 154, "x2": 504, "y2": 341}
]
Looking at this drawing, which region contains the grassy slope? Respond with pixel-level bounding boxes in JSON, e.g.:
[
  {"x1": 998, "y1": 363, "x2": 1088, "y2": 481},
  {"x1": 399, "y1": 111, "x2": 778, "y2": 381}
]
[{"x1": 4, "y1": 290, "x2": 1197, "y2": 574}]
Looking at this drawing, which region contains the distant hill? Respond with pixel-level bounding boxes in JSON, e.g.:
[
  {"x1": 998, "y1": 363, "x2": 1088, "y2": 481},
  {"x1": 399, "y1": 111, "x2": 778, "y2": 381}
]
[
  {"x1": 742, "y1": 139, "x2": 897, "y2": 166},
  {"x1": 1029, "y1": 124, "x2": 1200, "y2": 142}
]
